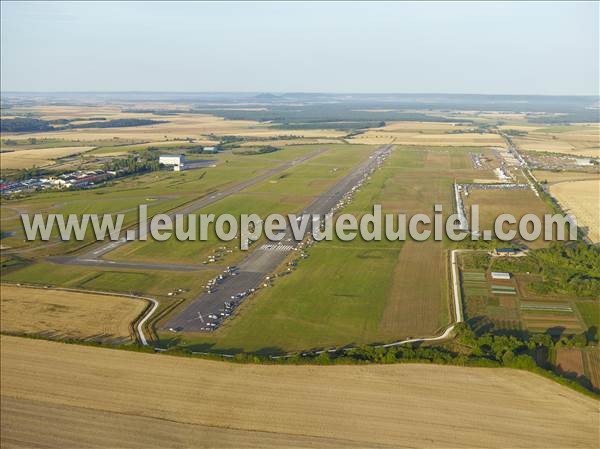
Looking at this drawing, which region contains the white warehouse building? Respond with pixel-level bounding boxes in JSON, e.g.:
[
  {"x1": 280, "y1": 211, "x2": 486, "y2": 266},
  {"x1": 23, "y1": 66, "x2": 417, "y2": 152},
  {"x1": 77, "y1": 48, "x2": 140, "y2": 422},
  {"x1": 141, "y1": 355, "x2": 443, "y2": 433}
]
[
  {"x1": 159, "y1": 155, "x2": 185, "y2": 171},
  {"x1": 491, "y1": 271, "x2": 511, "y2": 280}
]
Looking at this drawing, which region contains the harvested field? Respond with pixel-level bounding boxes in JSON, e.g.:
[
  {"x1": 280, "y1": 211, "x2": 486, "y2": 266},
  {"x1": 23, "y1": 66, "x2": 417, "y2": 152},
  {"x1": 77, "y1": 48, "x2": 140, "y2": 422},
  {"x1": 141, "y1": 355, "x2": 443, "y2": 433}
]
[
  {"x1": 549, "y1": 179, "x2": 600, "y2": 243},
  {"x1": 0, "y1": 146, "x2": 94, "y2": 169},
  {"x1": 533, "y1": 170, "x2": 600, "y2": 185},
  {"x1": 348, "y1": 122, "x2": 506, "y2": 146},
  {"x1": 3, "y1": 110, "x2": 346, "y2": 142},
  {"x1": 238, "y1": 138, "x2": 343, "y2": 147},
  {"x1": 555, "y1": 348, "x2": 586, "y2": 378},
  {"x1": 463, "y1": 188, "x2": 553, "y2": 248},
  {"x1": 0, "y1": 285, "x2": 146, "y2": 343},
  {"x1": 584, "y1": 350, "x2": 600, "y2": 390},
  {"x1": 520, "y1": 301, "x2": 583, "y2": 333},
  {"x1": 1, "y1": 336, "x2": 598, "y2": 449},
  {"x1": 351, "y1": 131, "x2": 504, "y2": 146},
  {"x1": 520, "y1": 313, "x2": 580, "y2": 322},
  {"x1": 380, "y1": 240, "x2": 446, "y2": 336},
  {"x1": 523, "y1": 320, "x2": 583, "y2": 332},
  {"x1": 512, "y1": 124, "x2": 600, "y2": 158}
]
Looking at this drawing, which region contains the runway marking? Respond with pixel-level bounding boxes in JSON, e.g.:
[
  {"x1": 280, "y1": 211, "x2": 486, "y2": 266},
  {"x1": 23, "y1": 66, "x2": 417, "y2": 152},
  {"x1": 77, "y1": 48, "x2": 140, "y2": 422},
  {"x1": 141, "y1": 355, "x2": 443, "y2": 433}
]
[{"x1": 259, "y1": 243, "x2": 295, "y2": 252}]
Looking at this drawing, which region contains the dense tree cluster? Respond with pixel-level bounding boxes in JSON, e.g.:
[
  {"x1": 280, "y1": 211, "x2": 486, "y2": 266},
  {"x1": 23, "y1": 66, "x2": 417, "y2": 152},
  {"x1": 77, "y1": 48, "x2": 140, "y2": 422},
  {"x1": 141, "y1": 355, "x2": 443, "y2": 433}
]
[
  {"x1": 0, "y1": 117, "x2": 166, "y2": 133},
  {"x1": 491, "y1": 243, "x2": 600, "y2": 297},
  {"x1": 71, "y1": 118, "x2": 167, "y2": 129},
  {"x1": 235, "y1": 146, "x2": 280, "y2": 155},
  {"x1": 103, "y1": 152, "x2": 160, "y2": 175},
  {"x1": 1, "y1": 118, "x2": 53, "y2": 132}
]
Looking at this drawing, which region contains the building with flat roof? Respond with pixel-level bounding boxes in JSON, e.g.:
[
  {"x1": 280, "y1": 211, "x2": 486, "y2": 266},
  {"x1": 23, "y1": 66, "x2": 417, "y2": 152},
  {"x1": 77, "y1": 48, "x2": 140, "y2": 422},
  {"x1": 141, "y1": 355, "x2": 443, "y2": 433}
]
[
  {"x1": 159, "y1": 155, "x2": 185, "y2": 171},
  {"x1": 492, "y1": 247, "x2": 525, "y2": 257}
]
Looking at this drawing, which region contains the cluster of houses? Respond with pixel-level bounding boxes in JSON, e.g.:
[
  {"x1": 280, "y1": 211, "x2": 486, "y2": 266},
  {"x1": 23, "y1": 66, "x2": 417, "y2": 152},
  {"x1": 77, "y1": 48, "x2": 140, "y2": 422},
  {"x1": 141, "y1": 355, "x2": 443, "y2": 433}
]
[
  {"x1": 0, "y1": 169, "x2": 120, "y2": 196},
  {"x1": 1, "y1": 152, "x2": 214, "y2": 195}
]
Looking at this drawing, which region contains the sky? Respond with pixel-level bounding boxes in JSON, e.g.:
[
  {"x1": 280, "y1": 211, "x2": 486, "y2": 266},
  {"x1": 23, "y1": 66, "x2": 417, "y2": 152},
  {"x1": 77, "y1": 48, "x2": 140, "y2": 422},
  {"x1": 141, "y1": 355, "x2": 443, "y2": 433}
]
[{"x1": 1, "y1": 1, "x2": 598, "y2": 95}]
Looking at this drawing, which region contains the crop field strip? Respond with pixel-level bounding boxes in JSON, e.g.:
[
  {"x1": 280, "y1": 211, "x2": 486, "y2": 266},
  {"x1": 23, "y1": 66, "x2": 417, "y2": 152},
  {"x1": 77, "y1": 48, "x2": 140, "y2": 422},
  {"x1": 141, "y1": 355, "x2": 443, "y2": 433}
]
[
  {"x1": 2, "y1": 107, "x2": 348, "y2": 144},
  {"x1": 583, "y1": 350, "x2": 600, "y2": 390},
  {"x1": 549, "y1": 179, "x2": 600, "y2": 243},
  {"x1": 464, "y1": 188, "x2": 555, "y2": 249},
  {"x1": 1, "y1": 336, "x2": 598, "y2": 449},
  {"x1": 509, "y1": 123, "x2": 600, "y2": 158},
  {"x1": 521, "y1": 299, "x2": 584, "y2": 333},
  {"x1": 0, "y1": 145, "x2": 96, "y2": 169},
  {"x1": 491, "y1": 285, "x2": 517, "y2": 295},
  {"x1": 520, "y1": 302, "x2": 573, "y2": 312}
]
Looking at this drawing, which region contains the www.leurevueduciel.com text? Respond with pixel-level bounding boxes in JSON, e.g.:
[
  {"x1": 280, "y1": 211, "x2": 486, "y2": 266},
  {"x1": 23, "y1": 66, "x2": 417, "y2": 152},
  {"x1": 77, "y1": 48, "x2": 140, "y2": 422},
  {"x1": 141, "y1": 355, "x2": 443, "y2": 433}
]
[{"x1": 20, "y1": 204, "x2": 578, "y2": 249}]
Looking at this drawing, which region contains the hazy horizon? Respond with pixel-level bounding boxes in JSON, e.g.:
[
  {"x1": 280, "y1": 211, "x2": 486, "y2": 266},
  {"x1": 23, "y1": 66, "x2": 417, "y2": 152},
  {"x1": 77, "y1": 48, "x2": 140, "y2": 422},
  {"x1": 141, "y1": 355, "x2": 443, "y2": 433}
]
[
  {"x1": 1, "y1": 2, "x2": 598, "y2": 95},
  {"x1": 1, "y1": 90, "x2": 598, "y2": 98}
]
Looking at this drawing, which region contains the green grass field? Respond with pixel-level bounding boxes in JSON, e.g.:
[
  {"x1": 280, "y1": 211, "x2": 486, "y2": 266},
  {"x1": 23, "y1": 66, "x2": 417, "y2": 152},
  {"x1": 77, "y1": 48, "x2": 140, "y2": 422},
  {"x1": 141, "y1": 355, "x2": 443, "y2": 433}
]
[
  {"x1": 1, "y1": 261, "x2": 216, "y2": 300},
  {"x1": 167, "y1": 146, "x2": 480, "y2": 354},
  {"x1": 576, "y1": 301, "x2": 600, "y2": 330},
  {"x1": 108, "y1": 144, "x2": 375, "y2": 266}
]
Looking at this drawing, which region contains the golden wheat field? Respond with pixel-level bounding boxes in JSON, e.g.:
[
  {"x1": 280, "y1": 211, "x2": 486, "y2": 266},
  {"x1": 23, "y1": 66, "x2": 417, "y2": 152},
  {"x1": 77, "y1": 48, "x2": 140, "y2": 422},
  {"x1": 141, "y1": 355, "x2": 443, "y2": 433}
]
[
  {"x1": 0, "y1": 146, "x2": 95, "y2": 169},
  {"x1": 349, "y1": 121, "x2": 505, "y2": 146},
  {"x1": 0, "y1": 285, "x2": 146, "y2": 343},
  {"x1": 533, "y1": 170, "x2": 600, "y2": 184},
  {"x1": 1, "y1": 336, "x2": 598, "y2": 449},
  {"x1": 510, "y1": 124, "x2": 600, "y2": 158},
  {"x1": 2, "y1": 106, "x2": 346, "y2": 142},
  {"x1": 549, "y1": 179, "x2": 600, "y2": 243}
]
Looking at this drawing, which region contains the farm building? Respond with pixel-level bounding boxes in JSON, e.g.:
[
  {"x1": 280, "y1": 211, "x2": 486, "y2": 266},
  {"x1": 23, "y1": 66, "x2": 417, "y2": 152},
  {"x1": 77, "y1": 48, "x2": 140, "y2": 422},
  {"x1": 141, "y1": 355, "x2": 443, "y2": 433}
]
[
  {"x1": 491, "y1": 272, "x2": 511, "y2": 280},
  {"x1": 159, "y1": 155, "x2": 185, "y2": 171},
  {"x1": 492, "y1": 248, "x2": 523, "y2": 257},
  {"x1": 202, "y1": 146, "x2": 218, "y2": 153}
]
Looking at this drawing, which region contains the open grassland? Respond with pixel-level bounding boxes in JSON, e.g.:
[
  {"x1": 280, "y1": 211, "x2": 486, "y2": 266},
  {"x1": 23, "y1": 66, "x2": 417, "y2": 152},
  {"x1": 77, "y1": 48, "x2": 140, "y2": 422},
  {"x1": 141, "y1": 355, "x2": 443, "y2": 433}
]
[
  {"x1": 349, "y1": 121, "x2": 505, "y2": 146},
  {"x1": 0, "y1": 285, "x2": 145, "y2": 343},
  {"x1": 508, "y1": 123, "x2": 600, "y2": 158},
  {"x1": 179, "y1": 147, "x2": 482, "y2": 353},
  {"x1": 549, "y1": 179, "x2": 600, "y2": 243},
  {"x1": 0, "y1": 145, "x2": 95, "y2": 169},
  {"x1": 575, "y1": 300, "x2": 600, "y2": 330},
  {"x1": 1, "y1": 336, "x2": 598, "y2": 449}
]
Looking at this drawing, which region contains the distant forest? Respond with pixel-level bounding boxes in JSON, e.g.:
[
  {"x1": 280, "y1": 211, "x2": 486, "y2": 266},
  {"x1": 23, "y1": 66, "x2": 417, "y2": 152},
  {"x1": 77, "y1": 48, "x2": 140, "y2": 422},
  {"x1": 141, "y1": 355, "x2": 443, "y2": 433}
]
[
  {"x1": 0, "y1": 117, "x2": 167, "y2": 133},
  {"x1": 0, "y1": 118, "x2": 53, "y2": 133},
  {"x1": 192, "y1": 104, "x2": 471, "y2": 126},
  {"x1": 192, "y1": 101, "x2": 599, "y2": 125}
]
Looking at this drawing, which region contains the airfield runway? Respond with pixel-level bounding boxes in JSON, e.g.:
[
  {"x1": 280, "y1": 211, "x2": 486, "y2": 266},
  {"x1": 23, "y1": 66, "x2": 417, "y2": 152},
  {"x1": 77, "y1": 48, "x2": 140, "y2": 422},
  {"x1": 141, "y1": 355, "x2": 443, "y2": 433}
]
[
  {"x1": 164, "y1": 145, "x2": 393, "y2": 332},
  {"x1": 57, "y1": 147, "x2": 330, "y2": 265}
]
